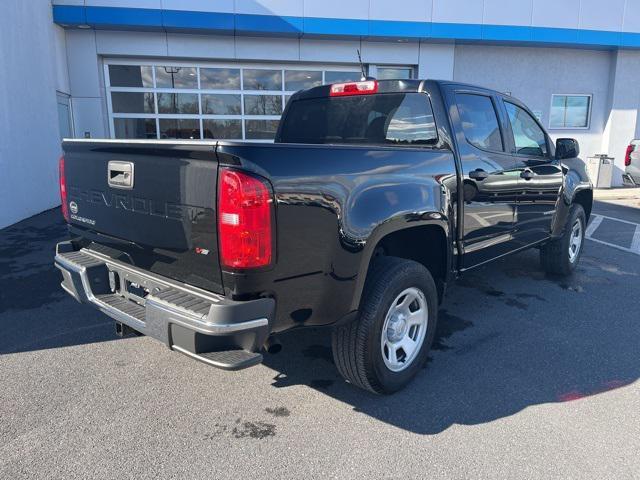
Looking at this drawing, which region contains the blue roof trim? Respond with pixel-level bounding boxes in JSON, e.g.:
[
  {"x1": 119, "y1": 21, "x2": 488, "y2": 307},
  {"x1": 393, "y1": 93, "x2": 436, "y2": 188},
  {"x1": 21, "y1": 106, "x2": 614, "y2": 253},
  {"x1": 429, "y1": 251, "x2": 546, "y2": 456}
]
[
  {"x1": 431, "y1": 22, "x2": 482, "y2": 40},
  {"x1": 530, "y1": 26, "x2": 579, "y2": 44},
  {"x1": 85, "y1": 6, "x2": 162, "y2": 29},
  {"x1": 577, "y1": 29, "x2": 623, "y2": 47},
  {"x1": 304, "y1": 17, "x2": 369, "y2": 37},
  {"x1": 162, "y1": 10, "x2": 234, "y2": 32},
  {"x1": 622, "y1": 32, "x2": 640, "y2": 47},
  {"x1": 52, "y1": 5, "x2": 640, "y2": 49},
  {"x1": 236, "y1": 13, "x2": 303, "y2": 36},
  {"x1": 482, "y1": 24, "x2": 532, "y2": 42},
  {"x1": 368, "y1": 20, "x2": 430, "y2": 38},
  {"x1": 52, "y1": 5, "x2": 86, "y2": 25}
]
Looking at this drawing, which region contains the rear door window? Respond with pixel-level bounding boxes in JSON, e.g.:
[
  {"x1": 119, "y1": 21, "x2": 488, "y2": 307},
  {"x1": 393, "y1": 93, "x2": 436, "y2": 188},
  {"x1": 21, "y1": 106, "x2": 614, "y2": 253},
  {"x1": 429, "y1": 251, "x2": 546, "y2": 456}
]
[
  {"x1": 455, "y1": 93, "x2": 504, "y2": 152},
  {"x1": 279, "y1": 93, "x2": 437, "y2": 146}
]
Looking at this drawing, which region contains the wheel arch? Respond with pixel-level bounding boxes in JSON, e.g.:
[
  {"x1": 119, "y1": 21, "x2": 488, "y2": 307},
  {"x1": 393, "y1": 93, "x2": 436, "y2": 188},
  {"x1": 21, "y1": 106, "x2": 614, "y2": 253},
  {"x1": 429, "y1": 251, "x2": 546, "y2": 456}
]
[
  {"x1": 551, "y1": 157, "x2": 593, "y2": 237},
  {"x1": 572, "y1": 187, "x2": 593, "y2": 222},
  {"x1": 350, "y1": 220, "x2": 452, "y2": 311}
]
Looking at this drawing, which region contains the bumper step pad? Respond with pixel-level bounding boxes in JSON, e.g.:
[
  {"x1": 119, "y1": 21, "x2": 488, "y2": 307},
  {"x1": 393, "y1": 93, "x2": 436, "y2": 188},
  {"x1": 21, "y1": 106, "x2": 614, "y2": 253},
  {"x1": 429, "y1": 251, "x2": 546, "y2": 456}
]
[
  {"x1": 172, "y1": 346, "x2": 263, "y2": 370},
  {"x1": 97, "y1": 294, "x2": 146, "y2": 323},
  {"x1": 150, "y1": 288, "x2": 213, "y2": 319}
]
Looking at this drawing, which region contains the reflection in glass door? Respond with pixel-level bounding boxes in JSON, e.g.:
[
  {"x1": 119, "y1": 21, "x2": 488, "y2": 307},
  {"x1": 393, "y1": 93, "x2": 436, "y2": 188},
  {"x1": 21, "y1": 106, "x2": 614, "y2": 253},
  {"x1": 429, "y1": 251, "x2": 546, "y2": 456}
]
[{"x1": 105, "y1": 61, "x2": 363, "y2": 141}]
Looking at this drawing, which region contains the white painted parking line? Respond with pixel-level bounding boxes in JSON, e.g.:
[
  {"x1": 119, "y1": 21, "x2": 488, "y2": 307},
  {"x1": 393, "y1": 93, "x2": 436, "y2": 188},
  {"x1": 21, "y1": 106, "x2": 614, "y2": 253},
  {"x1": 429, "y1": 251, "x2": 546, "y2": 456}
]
[
  {"x1": 631, "y1": 225, "x2": 640, "y2": 253},
  {"x1": 587, "y1": 236, "x2": 640, "y2": 255},
  {"x1": 467, "y1": 213, "x2": 491, "y2": 227},
  {"x1": 585, "y1": 215, "x2": 603, "y2": 237},
  {"x1": 585, "y1": 214, "x2": 640, "y2": 255}
]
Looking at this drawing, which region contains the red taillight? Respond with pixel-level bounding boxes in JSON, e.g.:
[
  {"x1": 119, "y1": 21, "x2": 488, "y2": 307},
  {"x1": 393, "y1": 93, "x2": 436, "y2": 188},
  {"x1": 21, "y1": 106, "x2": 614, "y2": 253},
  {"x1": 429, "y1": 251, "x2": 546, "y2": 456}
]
[
  {"x1": 218, "y1": 168, "x2": 273, "y2": 269},
  {"x1": 59, "y1": 156, "x2": 69, "y2": 222},
  {"x1": 625, "y1": 144, "x2": 634, "y2": 167},
  {"x1": 330, "y1": 80, "x2": 378, "y2": 97}
]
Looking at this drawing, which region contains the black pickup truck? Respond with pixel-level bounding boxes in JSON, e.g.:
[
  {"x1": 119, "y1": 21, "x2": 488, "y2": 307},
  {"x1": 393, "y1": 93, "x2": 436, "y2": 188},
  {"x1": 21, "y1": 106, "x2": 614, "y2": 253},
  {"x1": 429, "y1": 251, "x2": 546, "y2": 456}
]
[{"x1": 55, "y1": 79, "x2": 592, "y2": 394}]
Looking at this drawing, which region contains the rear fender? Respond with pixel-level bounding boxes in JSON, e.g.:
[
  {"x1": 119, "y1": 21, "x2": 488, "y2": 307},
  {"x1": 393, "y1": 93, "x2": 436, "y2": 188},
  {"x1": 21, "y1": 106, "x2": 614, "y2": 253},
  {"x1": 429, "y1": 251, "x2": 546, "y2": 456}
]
[{"x1": 345, "y1": 175, "x2": 453, "y2": 311}]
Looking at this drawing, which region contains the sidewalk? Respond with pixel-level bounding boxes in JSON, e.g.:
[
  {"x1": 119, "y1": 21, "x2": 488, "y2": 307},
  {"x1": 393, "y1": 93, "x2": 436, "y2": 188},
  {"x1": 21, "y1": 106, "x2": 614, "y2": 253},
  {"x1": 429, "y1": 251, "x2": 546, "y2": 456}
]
[{"x1": 593, "y1": 187, "x2": 640, "y2": 200}]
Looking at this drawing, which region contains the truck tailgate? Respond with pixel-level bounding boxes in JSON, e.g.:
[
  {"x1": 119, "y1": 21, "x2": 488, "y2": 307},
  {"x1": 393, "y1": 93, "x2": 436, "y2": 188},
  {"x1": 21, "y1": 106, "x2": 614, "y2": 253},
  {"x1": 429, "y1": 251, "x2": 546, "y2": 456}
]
[{"x1": 62, "y1": 141, "x2": 223, "y2": 294}]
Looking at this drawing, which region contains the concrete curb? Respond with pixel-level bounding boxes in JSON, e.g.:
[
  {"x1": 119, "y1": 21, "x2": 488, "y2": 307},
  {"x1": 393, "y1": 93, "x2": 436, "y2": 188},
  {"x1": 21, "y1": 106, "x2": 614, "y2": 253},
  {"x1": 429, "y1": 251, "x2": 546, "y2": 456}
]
[{"x1": 593, "y1": 188, "x2": 640, "y2": 200}]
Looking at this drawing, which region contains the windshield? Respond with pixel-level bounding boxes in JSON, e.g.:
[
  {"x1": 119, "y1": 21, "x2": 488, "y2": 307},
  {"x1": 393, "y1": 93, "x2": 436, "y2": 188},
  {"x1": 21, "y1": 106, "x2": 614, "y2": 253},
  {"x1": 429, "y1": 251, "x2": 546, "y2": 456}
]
[{"x1": 279, "y1": 93, "x2": 438, "y2": 147}]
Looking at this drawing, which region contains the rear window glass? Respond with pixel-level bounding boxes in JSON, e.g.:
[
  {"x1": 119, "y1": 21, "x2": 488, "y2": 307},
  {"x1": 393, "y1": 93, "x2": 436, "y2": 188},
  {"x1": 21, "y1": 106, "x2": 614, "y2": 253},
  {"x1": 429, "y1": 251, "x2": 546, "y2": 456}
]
[
  {"x1": 279, "y1": 93, "x2": 437, "y2": 146},
  {"x1": 455, "y1": 93, "x2": 504, "y2": 152}
]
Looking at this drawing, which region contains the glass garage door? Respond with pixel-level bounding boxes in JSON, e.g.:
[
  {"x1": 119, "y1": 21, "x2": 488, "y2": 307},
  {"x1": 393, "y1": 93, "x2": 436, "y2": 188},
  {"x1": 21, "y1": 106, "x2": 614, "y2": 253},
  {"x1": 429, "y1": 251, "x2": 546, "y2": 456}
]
[{"x1": 105, "y1": 61, "x2": 362, "y2": 141}]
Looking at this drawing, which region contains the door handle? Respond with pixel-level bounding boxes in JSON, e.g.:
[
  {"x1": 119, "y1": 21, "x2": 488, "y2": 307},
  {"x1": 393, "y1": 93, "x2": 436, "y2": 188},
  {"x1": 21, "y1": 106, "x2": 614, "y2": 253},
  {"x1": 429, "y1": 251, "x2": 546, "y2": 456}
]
[
  {"x1": 520, "y1": 169, "x2": 534, "y2": 181},
  {"x1": 108, "y1": 161, "x2": 134, "y2": 189},
  {"x1": 469, "y1": 169, "x2": 489, "y2": 181}
]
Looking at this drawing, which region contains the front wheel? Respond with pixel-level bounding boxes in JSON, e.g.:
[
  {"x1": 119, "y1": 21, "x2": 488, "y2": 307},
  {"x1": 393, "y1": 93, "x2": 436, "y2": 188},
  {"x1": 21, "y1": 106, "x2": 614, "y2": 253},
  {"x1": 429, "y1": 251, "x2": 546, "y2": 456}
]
[
  {"x1": 332, "y1": 257, "x2": 438, "y2": 394},
  {"x1": 540, "y1": 204, "x2": 586, "y2": 276}
]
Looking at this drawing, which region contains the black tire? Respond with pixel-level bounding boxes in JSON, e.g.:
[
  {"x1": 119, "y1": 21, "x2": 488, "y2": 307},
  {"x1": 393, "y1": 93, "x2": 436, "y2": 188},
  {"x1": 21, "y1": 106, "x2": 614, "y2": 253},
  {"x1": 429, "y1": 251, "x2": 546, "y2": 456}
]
[
  {"x1": 540, "y1": 204, "x2": 586, "y2": 276},
  {"x1": 331, "y1": 257, "x2": 438, "y2": 394}
]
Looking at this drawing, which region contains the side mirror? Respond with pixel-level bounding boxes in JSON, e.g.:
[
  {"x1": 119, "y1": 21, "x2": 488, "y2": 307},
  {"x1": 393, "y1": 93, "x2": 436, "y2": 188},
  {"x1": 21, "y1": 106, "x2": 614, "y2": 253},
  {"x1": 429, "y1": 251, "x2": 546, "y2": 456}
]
[{"x1": 556, "y1": 138, "x2": 580, "y2": 160}]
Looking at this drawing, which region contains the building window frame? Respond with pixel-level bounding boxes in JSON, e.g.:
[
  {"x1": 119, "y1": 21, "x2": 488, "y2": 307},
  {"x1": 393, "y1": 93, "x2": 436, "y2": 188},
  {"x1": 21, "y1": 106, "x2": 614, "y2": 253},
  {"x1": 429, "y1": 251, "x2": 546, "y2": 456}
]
[
  {"x1": 103, "y1": 59, "x2": 362, "y2": 142},
  {"x1": 549, "y1": 94, "x2": 592, "y2": 130},
  {"x1": 369, "y1": 65, "x2": 416, "y2": 80}
]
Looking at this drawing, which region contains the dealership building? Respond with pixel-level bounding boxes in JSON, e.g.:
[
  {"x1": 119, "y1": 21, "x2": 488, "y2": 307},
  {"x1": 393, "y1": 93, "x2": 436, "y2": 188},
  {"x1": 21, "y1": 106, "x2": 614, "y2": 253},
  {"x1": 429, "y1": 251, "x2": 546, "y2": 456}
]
[{"x1": 2, "y1": 0, "x2": 640, "y2": 228}]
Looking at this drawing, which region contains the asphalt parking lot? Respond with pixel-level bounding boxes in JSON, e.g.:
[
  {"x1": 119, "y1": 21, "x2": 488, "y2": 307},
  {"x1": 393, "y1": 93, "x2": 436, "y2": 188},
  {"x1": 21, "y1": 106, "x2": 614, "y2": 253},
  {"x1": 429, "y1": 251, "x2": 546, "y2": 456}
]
[{"x1": 1, "y1": 199, "x2": 639, "y2": 479}]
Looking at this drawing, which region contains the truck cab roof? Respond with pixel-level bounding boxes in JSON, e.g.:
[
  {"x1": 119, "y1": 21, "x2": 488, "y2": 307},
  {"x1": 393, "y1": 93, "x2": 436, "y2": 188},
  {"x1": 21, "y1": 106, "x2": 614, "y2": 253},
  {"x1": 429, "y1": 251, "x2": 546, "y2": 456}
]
[{"x1": 291, "y1": 78, "x2": 515, "y2": 103}]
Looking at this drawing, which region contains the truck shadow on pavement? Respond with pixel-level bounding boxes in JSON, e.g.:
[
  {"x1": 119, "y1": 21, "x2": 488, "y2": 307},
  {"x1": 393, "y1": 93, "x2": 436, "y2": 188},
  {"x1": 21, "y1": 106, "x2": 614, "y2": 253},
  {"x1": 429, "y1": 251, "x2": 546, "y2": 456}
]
[
  {"x1": 0, "y1": 210, "x2": 116, "y2": 354},
  {"x1": 263, "y1": 244, "x2": 640, "y2": 434},
  {"x1": 2, "y1": 210, "x2": 638, "y2": 435},
  {"x1": 594, "y1": 199, "x2": 640, "y2": 221}
]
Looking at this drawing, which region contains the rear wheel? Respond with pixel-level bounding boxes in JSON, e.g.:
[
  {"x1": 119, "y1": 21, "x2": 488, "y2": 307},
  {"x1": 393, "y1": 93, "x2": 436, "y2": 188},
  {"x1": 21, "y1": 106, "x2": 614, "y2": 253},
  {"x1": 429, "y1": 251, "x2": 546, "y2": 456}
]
[
  {"x1": 332, "y1": 257, "x2": 438, "y2": 394},
  {"x1": 540, "y1": 204, "x2": 586, "y2": 276}
]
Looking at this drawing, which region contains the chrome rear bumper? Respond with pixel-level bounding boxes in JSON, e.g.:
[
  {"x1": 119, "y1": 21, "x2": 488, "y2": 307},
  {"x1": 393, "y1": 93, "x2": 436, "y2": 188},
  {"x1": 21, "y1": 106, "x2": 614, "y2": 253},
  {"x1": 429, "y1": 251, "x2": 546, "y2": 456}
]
[{"x1": 54, "y1": 242, "x2": 274, "y2": 370}]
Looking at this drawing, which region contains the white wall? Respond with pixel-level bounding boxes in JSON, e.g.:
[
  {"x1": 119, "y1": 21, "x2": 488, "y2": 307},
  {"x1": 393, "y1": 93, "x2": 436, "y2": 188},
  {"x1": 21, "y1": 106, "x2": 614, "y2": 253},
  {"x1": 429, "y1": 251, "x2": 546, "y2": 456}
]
[
  {"x1": 453, "y1": 44, "x2": 612, "y2": 165},
  {"x1": 0, "y1": 1, "x2": 69, "y2": 228},
  {"x1": 66, "y1": 30, "x2": 109, "y2": 139},
  {"x1": 601, "y1": 49, "x2": 640, "y2": 184}
]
